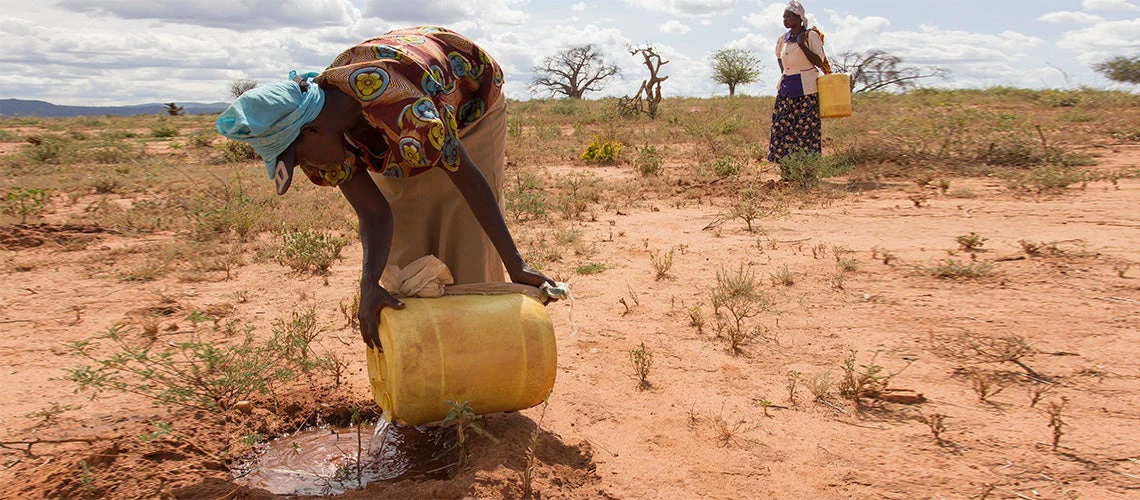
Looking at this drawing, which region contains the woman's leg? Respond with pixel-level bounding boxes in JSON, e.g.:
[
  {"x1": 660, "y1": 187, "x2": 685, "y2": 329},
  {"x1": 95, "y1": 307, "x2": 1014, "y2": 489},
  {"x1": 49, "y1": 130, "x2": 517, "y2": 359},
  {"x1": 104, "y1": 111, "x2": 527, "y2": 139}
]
[{"x1": 369, "y1": 97, "x2": 507, "y2": 285}]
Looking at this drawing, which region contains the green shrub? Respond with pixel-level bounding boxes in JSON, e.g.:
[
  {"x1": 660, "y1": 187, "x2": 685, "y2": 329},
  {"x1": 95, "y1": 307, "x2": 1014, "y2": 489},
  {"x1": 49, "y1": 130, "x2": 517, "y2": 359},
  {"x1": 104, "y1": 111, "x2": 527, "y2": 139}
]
[
  {"x1": 956, "y1": 232, "x2": 988, "y2": 251},
  {"x1": 708, "y1": 157, "x2": 743, "y2": 178},
  {"x1": 151, "y1": 124, "x2": 179, "y2": 138},
  {"x1": 634, "y1": 145, "x2": 663, "y2": 176},
  {"x1": 554, "y1": 173, "x2": 603, "y2": 219},
  {"x1": 575, "y1": 262, "x2": 608, "y2": 275},
  {"x1": 62, "y1": 325, "x2": 280, "y2": 412},
  {"x1": 189, "y1": 131, "x2": 216, "y2": 147},
  {"x1": 1006, "y1": 164, "x2": 1089, "y2": 194},
  {"x1": 580, "y1": 137, "x2": 623, "y2": 164},
  {"x1": 218, "y1": 139, "x2": 257, "y2": 162},
  {"x1": 62, "y1": 312, "x2": 344, "y2": 413},
  {"x1": 926, "y1": 259, "x2": 993, "y2": 280},
  {"x1": 776, "y1": 151, "x2": 853, "y2": 190},
  {"x1": 86, "y1": 139, "x2": 140, "y2": 164},
  {"x1": 552, "y1": 99, "x2": 579, "y2": 116},
  {"x1": 22, "y1": 136, "x2": 71, "y2": 164},
  {"x1": 507, "y1": 119, "x2": 524, "y2": 138},
  {"x1": 3, "y1": 187, "x2": 47, "y2": 224},
  {"x1": 275, "y1": 229, "x2": 348, "y2": 273},
  {"x1": 506, "y1": 170, "x2": 548, "y2": 222}
]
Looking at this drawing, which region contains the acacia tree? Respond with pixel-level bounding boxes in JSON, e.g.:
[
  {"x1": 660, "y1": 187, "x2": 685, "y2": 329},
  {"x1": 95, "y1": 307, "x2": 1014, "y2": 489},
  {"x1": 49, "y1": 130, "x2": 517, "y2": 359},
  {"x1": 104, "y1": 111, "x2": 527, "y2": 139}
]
[
  {"x1": 710, "y1": 48, "x2": 763, "y2": 97},
  {"x1": 1093, "y1": 56, "x2": 1140, "y2": 84},
  {"x1": 228, "y1": 77, "x2": 259, "y2": 99},
  {"x1": 619, "y1": 44, "x2": 669, "y2": 119},
  {"x1": 833, "y1": 50, "x2": 947, "y2": 93},
  {"x1": 530, "y1": 44, "x2": 620, "y2": 99}
]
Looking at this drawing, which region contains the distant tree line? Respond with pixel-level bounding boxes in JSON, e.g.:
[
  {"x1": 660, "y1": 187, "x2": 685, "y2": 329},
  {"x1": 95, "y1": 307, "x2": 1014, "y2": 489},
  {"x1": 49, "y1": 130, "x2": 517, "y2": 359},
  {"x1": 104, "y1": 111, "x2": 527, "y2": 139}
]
[{"x1": 530, "y1": 41, "x2": 947, "y2": 110}]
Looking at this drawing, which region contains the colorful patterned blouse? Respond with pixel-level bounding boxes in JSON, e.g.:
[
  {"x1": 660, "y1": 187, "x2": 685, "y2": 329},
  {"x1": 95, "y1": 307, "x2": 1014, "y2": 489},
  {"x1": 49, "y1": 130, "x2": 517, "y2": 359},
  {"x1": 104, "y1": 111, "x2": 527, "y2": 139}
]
[{"x1": 303, "y1": 26, "x2": 504, "y2": 187}]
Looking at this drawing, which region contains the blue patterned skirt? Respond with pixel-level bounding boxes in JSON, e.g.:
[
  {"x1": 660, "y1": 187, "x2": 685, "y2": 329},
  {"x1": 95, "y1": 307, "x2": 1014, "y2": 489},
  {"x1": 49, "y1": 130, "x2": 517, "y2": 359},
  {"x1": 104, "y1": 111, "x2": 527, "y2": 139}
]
[{"x1": 766, "y1": 93, "x2": 821, "y2": 163}]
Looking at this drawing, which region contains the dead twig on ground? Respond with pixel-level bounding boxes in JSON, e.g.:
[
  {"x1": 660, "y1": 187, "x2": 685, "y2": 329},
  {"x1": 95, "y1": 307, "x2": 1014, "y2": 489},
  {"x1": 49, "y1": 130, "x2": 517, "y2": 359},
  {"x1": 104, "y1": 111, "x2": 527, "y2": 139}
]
[{"x1": 0, "y1": 436, "x2": 109, "y2": 457}]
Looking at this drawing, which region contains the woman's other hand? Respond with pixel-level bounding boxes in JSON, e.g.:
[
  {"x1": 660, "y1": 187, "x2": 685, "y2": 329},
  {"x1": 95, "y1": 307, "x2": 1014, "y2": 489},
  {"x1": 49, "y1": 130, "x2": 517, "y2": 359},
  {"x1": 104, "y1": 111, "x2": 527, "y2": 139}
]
[
  {"x1": 510, "y1": 264, "x2": 555, "y2": 288},
  {"x1": 358, "y1": 283, "x2": 405, "y2": 349}
]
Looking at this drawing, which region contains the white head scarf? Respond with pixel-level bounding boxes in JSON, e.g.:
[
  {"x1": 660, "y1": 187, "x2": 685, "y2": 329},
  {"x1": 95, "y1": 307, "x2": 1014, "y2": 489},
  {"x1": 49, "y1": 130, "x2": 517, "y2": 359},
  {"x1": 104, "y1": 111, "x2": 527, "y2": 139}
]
[{"x1": 786, "y1": 1, "x2": 806, "y2": 21}]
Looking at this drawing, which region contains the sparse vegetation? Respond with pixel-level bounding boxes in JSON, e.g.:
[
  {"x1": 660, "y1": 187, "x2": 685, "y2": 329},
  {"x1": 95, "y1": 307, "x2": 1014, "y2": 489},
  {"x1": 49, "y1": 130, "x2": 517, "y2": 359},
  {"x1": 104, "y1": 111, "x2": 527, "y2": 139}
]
[
  {"x1": 926, "y1": 259, "x2": 993, "y2": 280},
  {"x1": 923, "y1": 413, "x2": 948, "y2": 445},
  {"x1": 2, "y1": 88, "x2": 1138, "y2": 498},
  {"x1": 838, "y1": 350, "x2": 914, "y2": 409},
  {"x1": 575, "y1": 262, "x2": 607, "y2": 275},
  {"x1": 274, "y1": 229, "x2": 348, "y2": 274},
  {"x1": 649, "y1": 248, "x2": 674, "y2": 280},
  {"x1": 520, "y1": 394, "x2": 550, "y2": 498},
  {"x1": 956, "y1": 232, "x2": 987, "y2": 251},
  {"x1": 776, "y1": 151, "x2": 853, "y2": 190},
  {"x1": 1046, "y1": 397, "x2": 1069, "y2": 451},
  {"x1": 443, "y1": 400, "x2": 493, "y2": 469},
  {"x1": 932, "y1": 331, "x2": 1045, "y2": 381},
  {"x1": 710, "y1": 264, "x2": 771, "y2": 354},
  {"x1": 218, "y1": 139, "x2": 257, "y2": 162},
  {"x1": 708, "y1": 407, "x2": 749, "y2": 447},
  {"x1": 506, "y1": 169, "x2": 549, "y2": 222},
  {"x1": 968, "y1": 370, "x2": 1007, "y2": 402},
  {"x1": 634, "y1": 144, "x2": 663, "y2": 176},
  {"x1": 630, "y1": 342, "x2": 653, "y2": 390},
  {"x1": 3, "y1": 187, "x2": 47, "y2": 224},
  {"x1": 786, "y1": 370, "x2": 801, "y2": 405},
  {"x1": 770, "y1": 264, "x2": 795, "y2": 287},
  {"x1": 61, "y1": 314, "x2": 342, "y2": 412}
]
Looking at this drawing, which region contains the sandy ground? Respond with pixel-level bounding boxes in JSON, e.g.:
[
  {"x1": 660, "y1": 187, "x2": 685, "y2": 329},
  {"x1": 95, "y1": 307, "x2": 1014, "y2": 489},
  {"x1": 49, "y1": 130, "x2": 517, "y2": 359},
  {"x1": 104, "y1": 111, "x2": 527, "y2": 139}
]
[{"x1": 1, "y1": 147, "x2": 1138, "y2": 498}]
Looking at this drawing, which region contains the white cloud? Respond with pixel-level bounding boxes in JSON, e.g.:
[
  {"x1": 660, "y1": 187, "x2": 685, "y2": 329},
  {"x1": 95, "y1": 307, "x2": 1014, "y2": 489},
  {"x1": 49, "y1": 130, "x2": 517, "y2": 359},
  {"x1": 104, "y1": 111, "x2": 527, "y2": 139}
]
[
  {"x1": 1081, "y1": 0, "x2": 1138, "y2": 11},
  {"x1": 660, "y1": 20, "x2": 692, "y2": 34},
  {"x1": 56, "y1": 0, "x2": 359, "y2": 30},
  {"x1": 1037, "y1": 11, "x2": 1106, "y2": 24},
  {"x1": 363, "y1": 0, "x2": 530, "y2": 26},
  {"x1": 622, "y1": 0, "x2": 737, "y2": 17},
  {"x1": 1057, "y1": 18, "x2": 1140, "y2": 64},
  {"x1": 1, "y1": 0, "x2": 1130, "y2": 107},
  {"x1": 743, "y1": 3, "x2": 792, "y2": 34}
]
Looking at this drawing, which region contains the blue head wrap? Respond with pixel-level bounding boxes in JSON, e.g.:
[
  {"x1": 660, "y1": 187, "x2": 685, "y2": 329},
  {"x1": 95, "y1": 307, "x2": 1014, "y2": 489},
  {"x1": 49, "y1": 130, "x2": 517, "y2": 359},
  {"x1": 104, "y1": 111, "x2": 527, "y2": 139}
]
[{"x1": 215, "y1": 71, "x2": 325, "y2": 179}]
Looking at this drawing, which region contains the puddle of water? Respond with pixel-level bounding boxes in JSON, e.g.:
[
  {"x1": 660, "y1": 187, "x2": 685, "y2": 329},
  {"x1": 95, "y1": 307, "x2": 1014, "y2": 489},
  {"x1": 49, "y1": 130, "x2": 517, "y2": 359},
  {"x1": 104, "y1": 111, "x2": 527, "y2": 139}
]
[{"x1": 233, "y1": 421, "x2": 459, "y2": 496}]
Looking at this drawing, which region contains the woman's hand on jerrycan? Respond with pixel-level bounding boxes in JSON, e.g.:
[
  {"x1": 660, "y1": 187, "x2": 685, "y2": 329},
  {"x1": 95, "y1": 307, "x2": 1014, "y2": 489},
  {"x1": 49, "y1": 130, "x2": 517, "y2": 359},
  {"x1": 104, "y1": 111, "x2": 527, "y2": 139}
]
[
  {"x1": 359, "y1": 282, "x2": 405, "y2": 349},
  {"x1": 511, "y1": 264, "x2": 555, "y2": 288}
]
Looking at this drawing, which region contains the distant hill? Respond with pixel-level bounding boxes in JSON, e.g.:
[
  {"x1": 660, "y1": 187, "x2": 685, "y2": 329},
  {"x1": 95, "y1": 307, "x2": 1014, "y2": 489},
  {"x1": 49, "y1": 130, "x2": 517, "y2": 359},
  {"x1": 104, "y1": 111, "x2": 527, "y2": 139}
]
[{"x1": 0, "y1": 99, "x2": 230, "y2": 118}]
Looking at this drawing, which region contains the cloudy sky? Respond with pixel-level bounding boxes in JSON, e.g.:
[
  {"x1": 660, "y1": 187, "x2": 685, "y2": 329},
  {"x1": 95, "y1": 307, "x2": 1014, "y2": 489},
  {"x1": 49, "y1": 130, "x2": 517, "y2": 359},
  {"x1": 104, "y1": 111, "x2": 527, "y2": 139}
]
[{"x1": 1, "y1": 0, "x2": 1138, "y2": 106}]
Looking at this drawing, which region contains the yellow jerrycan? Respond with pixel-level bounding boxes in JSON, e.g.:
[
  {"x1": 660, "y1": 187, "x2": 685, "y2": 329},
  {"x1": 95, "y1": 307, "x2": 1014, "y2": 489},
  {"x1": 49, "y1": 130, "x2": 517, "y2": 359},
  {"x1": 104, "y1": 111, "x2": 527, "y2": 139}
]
[
  {"x1": 818, "y1": 73, "x2": 852, "y2": 118},
  {"x1": 365, "y1": 293, "x2": 557, "y2": 426}
]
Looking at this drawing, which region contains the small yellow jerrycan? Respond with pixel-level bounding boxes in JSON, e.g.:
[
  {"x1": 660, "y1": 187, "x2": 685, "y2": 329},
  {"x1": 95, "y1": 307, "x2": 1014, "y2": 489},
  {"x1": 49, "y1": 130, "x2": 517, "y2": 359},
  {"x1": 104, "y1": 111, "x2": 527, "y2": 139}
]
[
  {"x1": 818, "y1": 73, "x2": 852, "y2": 118},
  {"x1": 365, "y1": 293, "x2": 557, "y2": 426}
]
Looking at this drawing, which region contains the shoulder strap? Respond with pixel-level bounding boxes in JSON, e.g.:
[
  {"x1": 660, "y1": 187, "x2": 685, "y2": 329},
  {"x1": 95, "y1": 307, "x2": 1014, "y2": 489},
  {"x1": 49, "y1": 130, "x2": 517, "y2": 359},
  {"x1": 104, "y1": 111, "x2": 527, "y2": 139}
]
[{"x1": 809, "y1": 28, "x2": 833, "y2": 75}]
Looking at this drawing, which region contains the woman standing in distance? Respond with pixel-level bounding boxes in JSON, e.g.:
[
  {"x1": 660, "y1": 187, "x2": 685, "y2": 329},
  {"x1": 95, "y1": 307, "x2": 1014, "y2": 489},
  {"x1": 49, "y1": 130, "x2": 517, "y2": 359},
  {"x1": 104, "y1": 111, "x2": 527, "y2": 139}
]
[{"x1": 767, "y1": 1, "x2": 830, "y2": 164}]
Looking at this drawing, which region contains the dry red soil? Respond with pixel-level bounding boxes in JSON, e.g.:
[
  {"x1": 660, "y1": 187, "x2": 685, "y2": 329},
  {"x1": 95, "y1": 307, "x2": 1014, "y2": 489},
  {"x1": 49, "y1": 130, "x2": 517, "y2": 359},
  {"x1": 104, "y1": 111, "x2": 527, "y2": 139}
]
[{"x1": 1, "y1": 147, "x2": 1138, "y2": 498}]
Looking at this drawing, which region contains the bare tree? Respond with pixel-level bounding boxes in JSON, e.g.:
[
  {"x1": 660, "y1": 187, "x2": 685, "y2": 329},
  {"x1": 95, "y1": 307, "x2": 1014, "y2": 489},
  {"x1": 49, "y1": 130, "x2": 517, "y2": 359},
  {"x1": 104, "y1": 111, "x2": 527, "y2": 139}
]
[
  {"x1": 710, "y1": 48, "x2": 763, "y2": 97},
  {"x1": 1093, "y1": 55, "x2": 1140, "y2": 84},
  {"x1": 619, "y1": 45, "x2": 669, "y2": 119},
  {"x1": 530, "y1": 44, "x2": 620, "y2": 99},
  {"x1": 833, "y1": 50, "x2": 947, "y2": 93},
  {"x1": 164, "y1": 103, "x2": 184, "y2": 116},
  {"x1": 228, "y1": 77, "x2": 259, "y2": 99}
]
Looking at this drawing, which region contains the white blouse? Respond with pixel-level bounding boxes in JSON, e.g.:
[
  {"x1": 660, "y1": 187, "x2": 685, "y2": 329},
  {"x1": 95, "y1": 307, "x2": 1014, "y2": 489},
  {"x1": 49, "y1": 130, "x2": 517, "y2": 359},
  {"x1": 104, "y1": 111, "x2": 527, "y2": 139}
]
[{"x1": 776, "y1": 30, "x2": 825, "y2": 96}]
